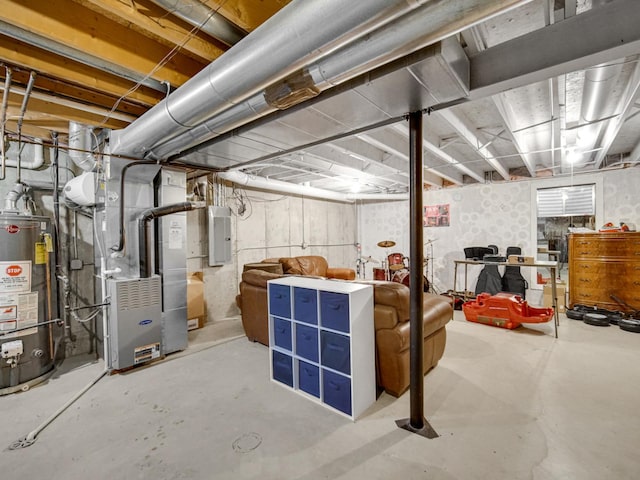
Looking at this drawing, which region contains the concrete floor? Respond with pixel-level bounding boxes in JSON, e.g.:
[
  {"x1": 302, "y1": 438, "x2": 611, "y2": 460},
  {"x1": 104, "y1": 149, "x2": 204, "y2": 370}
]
[{"x1": 1, "y1": 312, "x2": 639, "y2": 479}]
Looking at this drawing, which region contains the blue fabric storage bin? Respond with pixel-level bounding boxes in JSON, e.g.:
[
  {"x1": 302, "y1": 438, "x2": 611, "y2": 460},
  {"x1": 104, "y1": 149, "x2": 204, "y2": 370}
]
[
  {"x1": 269, "y1": 284, "x2": 291, "y2": 319},
  {"x1": 273, "y1": 317, "x2": 292, "y2": 351},
  {"x1": 295, "y1": 323, "x2": 319, "y2": 362},
  {"x1": 272, "y1": 351, "x2": 293, "y2": 387},
  {"x1": 298, "y1": 360, "x2": 320, "y2": 398},
  {"x1": 320, "y1": 330, "x2": 351, "y2": 375},
  {"x1": 294, "y1": 287, "x2": 318, "y2": 324},
  {"x1": 322, "y1": 369, "x2": 352, "y2": 415},
  {"x1": 319, "y1": 291, "x2": 350, "y2": 332}
]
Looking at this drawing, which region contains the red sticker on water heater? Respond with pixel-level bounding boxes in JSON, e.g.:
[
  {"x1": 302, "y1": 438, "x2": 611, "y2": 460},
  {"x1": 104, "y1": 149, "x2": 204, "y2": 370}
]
[
  {"x1": 6, "y1": 265, "x2": 23, "y2": 277},
  {"x1": 5, "y1": 225, "x2": 20, "y2": 234}
]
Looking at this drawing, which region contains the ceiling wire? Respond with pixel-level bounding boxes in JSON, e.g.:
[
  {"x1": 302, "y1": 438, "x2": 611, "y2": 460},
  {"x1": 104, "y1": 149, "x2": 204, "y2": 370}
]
[{"x1": 98, "y1": 0, "x2": 231, "y2": 127}]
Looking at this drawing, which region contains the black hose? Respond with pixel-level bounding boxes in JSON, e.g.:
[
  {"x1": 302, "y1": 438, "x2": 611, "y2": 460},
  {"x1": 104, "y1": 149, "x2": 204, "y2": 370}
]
[{"x1": 138, "y1": 202, "x2": 200, "y2": 278}]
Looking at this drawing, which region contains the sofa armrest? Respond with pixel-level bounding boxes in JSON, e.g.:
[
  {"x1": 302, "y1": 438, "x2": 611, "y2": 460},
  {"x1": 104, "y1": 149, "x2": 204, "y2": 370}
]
[
  {"x1": 241, "y1": 269, "x2": 283, "y2": 288},
  {"x1": 326, "y1": 267, "x2": 356, "y2": 280}
]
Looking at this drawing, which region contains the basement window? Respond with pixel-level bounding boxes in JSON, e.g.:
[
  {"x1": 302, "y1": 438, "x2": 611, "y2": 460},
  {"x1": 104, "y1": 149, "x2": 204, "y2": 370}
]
[{"x1": 535, "y1": 184, "x2": 596, "y2": 284}]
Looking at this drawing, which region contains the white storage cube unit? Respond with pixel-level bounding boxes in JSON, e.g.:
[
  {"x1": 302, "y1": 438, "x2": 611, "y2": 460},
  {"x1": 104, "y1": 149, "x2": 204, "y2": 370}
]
[{"x1": 267, "y1": 276, "x2": 375, "y2": 420}]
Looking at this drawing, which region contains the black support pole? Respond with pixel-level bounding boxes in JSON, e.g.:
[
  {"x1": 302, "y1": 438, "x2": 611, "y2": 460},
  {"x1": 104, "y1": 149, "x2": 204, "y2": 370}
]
[{"x1": 396, "y1": 110, "x2": 438, "y2": 439}]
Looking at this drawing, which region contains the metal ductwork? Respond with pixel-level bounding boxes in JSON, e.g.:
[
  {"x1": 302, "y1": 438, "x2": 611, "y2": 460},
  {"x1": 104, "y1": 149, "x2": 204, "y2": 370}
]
[
  {"x1": 68, "y1": 121, "x2": 96, "y2": 172},
  {"x1": 574, "y1": 62, "x2": 623, "y2": 163},
  {"x1": 218, "y1": 171, "x2": 408, "y2": 203},
  {"x1": 148, "y1": 0, "x2": 247, "y2": 47},
  {"x1": 4, "y1": 182, "x2": 26, "y2": 211},
  {"x1": 138, "y1": 201, "x2": 204, "y2": 278},
  {"x1": 110, "y1": 0, "x2": 440, "y2": 157},
  {"x1": 119, "y1": 0, "x2": 530, "y2": 161}
]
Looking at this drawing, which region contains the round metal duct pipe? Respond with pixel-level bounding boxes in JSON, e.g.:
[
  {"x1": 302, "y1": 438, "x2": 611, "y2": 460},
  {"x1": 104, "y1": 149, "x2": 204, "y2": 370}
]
[
  {"x1": 110, "y1": 0, "x2": 434, "y2": 157},
  {"x1": 68, "y1": 122, "x2": 96, "y2": 172},
  {"x1": 218, "y1": 171, "x2": 407, "y2": 203},
  {"x1": 149, "y1": 0, "x2": 531, "y2": 160}
]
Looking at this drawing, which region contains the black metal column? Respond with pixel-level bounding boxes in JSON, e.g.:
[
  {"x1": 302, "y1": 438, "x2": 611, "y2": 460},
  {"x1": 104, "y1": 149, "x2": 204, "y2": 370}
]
[{"x1": 396, "y1": 110, "x2": 438, "y2": 439}]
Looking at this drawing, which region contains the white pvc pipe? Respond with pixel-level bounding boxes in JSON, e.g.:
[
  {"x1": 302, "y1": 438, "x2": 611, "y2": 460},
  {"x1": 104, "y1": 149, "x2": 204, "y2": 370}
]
[
  {"x1": 2, "y1": 138, "x2": 45, "y2": 169},
  {"x1": 218, "y1": 171, "x2": 407, "y2": 203}
]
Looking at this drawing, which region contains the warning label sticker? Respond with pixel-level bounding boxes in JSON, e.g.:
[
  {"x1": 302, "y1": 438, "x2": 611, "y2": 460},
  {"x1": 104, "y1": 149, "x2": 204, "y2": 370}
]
[
  {"x1": 0, "y1": 261, "x2": 32, "y2": 293},
  {"x1": 0, "y1": 291, "x2": 38, "y2": 338}
]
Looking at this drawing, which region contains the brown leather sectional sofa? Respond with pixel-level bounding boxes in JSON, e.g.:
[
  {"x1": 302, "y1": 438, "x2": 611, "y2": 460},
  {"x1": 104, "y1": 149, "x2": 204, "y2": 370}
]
[{"x1": 236, "y1": 256, "x2": 453, "y2": 397}]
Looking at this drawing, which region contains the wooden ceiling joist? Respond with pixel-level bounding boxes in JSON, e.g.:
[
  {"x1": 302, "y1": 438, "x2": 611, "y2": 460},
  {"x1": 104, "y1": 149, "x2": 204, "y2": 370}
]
[
  {"x1": 0, "y1": 0, "x2": 207, "y2": 87},
  {"x1": 70, "y1": 0, "x2": 229, "y2": 64},
  {"x1": 0, "y1": 37, "x2": 163, "y2": 107}
]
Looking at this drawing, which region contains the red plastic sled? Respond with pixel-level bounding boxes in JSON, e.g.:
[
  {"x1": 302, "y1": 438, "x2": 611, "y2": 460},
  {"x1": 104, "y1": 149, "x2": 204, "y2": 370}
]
[{"x1": 462, "y1": 292, "x2": 554, "y2": 330}]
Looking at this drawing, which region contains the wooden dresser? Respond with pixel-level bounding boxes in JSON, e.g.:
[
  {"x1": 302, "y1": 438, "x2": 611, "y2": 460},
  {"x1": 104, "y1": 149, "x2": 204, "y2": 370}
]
[{"x1": 568, "y1": 232, "x2": 640, "y2": 312}]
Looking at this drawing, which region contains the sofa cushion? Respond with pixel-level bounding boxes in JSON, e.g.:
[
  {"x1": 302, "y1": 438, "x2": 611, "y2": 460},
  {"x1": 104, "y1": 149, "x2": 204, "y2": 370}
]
[
  {"x1": 241, "y1": 269, "x2": 283, "y2": 288},
  {"x1": 326, "y1": 267, "x2": 356, "y2": 280},
  {"x1": 280, "y1": 256, "x2": 328, "y2": 276}
]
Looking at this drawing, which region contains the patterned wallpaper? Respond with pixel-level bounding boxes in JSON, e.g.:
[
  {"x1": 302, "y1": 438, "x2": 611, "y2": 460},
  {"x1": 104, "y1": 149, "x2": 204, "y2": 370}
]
[{"x1": 358, "y1": 166, "x2": 639, "y2": 300}]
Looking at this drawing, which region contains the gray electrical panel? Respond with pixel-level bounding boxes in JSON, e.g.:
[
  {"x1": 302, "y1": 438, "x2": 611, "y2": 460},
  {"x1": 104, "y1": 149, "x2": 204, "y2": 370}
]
[
  {"x1": 208, "y1": 206, "x2": 232, "y2": 266},
  {"x1": 108, "y1": 276, "x2": 162, "y2": 370}
]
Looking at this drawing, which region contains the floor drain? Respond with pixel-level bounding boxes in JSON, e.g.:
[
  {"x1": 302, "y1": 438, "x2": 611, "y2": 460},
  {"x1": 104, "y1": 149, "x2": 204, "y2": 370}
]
[{"x1": 232, "y1": 432, "x2": 262, "y2": 453}]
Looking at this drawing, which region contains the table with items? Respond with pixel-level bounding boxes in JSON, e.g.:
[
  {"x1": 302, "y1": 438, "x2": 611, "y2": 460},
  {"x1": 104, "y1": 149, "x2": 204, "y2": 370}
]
[{"x1": 452, "y1": 259, "x2": 560, "y2": 338}]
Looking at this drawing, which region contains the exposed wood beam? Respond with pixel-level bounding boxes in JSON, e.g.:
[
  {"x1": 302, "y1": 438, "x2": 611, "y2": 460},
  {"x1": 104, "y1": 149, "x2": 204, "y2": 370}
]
[
  {"x1": 5, "y1": 67, "x2": 149, "y2": 117},
  {"x1": 70, "y1": 0, "x2": 227, "y2": 63},
  {"x1": 0, "y1": 0, "x2": 206, "y2": 87},
  {"x1": 206, "y1": 0, "x2": 293, "y2": 33},
  {"x1": 3, "y1": 119, "x2": 56, "y2": 139},
  {"x1": 0, "y1": 37, "x2": 162, "y2": 106},
  {"x1": 5, "y1": 96, "x2": 129, "y2": 132}
]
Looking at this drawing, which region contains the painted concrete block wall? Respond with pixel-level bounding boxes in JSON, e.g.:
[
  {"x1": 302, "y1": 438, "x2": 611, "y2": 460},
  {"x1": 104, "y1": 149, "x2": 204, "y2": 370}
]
[
  {"x1": 187, "y1": 186, "x2": 358, "y2": 325},
  {"x1": 358, "y1": 167, "x2": 639, "y2": 304}
]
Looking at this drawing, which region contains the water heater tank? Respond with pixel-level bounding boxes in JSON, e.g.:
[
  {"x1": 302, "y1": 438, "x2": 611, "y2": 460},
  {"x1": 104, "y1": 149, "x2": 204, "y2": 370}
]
[{"x1": 0, "y1": 214, "x2": 61, "y2": 394}]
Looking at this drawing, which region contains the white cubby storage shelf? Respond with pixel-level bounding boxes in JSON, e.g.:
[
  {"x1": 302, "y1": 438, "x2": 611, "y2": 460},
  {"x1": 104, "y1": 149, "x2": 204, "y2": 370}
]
[{"x1": 267, "y1": 276, "x2": 375, "y2": 420}]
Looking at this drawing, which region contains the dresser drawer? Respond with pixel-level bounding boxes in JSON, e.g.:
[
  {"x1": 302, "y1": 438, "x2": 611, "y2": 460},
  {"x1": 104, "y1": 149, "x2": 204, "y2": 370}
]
[{"x1": 571, "y1": 237, "x2": 640, "y2": 258}]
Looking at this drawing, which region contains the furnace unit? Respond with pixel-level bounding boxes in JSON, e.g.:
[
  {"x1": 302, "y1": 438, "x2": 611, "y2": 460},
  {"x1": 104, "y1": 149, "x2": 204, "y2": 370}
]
[{"x1": 107, "y1": 276, "x2": 162, "y2": 370}]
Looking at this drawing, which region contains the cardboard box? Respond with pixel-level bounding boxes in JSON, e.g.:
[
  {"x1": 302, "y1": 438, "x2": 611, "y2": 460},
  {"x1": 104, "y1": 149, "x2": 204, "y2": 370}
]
[
  {"x1": 187, "y1": 317, "x2": 205, "y2": 331},
  {"x1": 507, "y1": 255, "x2": 535, "y2": 265},
  {"x1": 543, "y1": 282, "x2": 566, "y2": 313},
  {"x1": 187, "y1": 272, "x2": 205, "y2": 330}
]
